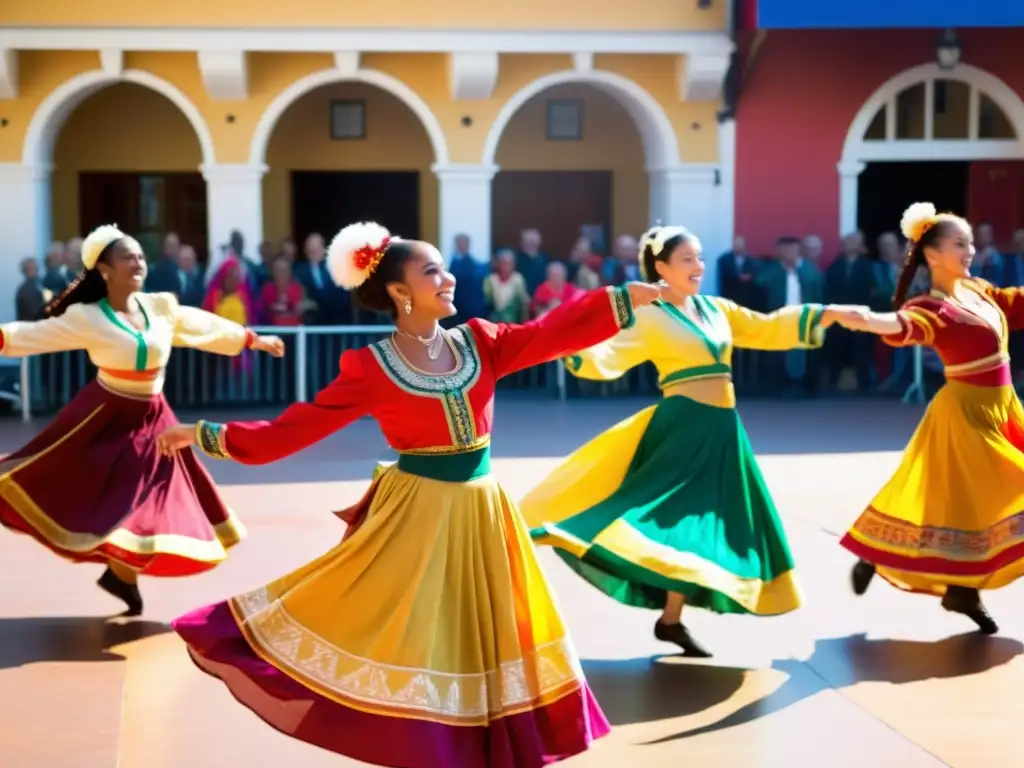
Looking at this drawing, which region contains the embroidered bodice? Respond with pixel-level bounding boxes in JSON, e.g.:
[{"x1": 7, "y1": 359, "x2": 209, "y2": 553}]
[{"x1": 201, "y1": 286, "x2": 635, "y2": 464}]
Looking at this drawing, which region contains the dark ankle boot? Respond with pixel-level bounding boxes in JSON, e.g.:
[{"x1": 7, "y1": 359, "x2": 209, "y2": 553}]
[
  {"x1": 97, "y1": 567, "x2": 144, "y2": 617},
  {"x1": 851, "y1": 559, "x2": 876, "y2": 596},
  {"x1": 654, "y1": 620, "x2": 712, "y2": 658},
  {"x1": 941, "y1": 586, "x2": 997, "y2": 635}
]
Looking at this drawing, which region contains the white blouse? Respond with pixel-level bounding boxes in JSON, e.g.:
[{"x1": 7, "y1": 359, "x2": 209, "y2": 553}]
[{"x1": 0, "y1": 292, "x2": 249, "y2": 396}]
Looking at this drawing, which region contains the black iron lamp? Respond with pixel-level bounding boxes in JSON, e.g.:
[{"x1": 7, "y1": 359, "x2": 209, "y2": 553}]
[{"x1": 935, "y1": 28, "x2": 961, "y2": 71}]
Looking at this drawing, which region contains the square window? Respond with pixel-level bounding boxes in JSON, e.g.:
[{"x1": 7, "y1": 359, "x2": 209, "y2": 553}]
[
  {"x1": 330, "y1": 99, "x2": 366, "y2": 140},
  {"x1": 546, "y1": 99, "x2": 583, "y2": 141}
]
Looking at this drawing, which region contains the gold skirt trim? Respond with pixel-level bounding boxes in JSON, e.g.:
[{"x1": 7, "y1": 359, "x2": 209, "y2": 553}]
[{"x1": 229, "y1": 465, "x2": 585, "y2": 727}]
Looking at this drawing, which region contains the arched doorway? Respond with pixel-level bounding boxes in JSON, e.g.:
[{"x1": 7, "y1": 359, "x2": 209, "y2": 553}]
[
  {"x1": 23, "y1": 69, "x2": 215, "y2": 262},
  {"x1": 839, "y1": 63, "x2": 1024, "y2": 247},
  {"x1": 250, "y1": 69, "x2": 448, "y2": 250},
  {"x1": 482, "y1": 70, "x2": 678, "y2": 265}
]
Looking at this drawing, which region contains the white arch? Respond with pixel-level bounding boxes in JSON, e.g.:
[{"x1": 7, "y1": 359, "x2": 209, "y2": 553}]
[
  {"x1": 481, "y1": 69, "x2": 680, "y2": 170},
  {"x1": 249, "y1": 68, "x2": 450, "y2": 166},
  {"x1": 841, "y1": 62, "x2": 1024, "y2": 165},
  {"x1": 838, "y1": 62, "x2": 1024, "y2": 235},
  {"x1": 22, "y1": 69, "x2": 217, "y2": 166}
]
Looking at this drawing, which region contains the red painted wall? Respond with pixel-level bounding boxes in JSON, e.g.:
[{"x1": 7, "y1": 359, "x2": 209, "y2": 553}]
[{"x1": 734, "y1": 29, "x2": 1024, "y2": 257}]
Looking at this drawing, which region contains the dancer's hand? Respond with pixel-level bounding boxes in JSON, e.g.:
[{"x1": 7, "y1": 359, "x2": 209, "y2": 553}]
[
  {"x1": 251, "y1": 334, "x2": 285, "y2": 358},
  {"x1": 157, "y1": 424, "x2": 197, "y2": 457},
  {"x1": 822, "y1": 305, "x2": 872, "y2": 331},
  {"x1": 625, "y1": 281, "x2": 667, "y2": 308}
]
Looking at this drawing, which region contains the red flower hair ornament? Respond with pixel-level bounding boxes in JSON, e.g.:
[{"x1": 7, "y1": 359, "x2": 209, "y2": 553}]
[{"x1": 327, "y1": 222, "x2": 394, "y2": 288}]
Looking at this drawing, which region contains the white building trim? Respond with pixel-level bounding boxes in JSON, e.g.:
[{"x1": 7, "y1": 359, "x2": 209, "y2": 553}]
[
  {"x1": 21, "y1": 68, "x2": 217, "y2": 166},
  {"x1": 449, "y1": 52, "x2": 499, "y2": 100},
  {"x1": 197, "y1": 50, "x2": 249, "y2": 101},
  {"x1": 0, "y1": 49, "x2": 18, "y2": 99},
  {"x1": 249, "y1": 67, "x2": 451, "y2": 166},
  {"x1": 0, "y1": 27, "x2": 734, "y2": 56},
  {"x1": 433, "y1": 163, "x2": 499, "y2": 259},
  {"x1": 481, "y1": 69, "x2": 680, "y2": 169},
  {"x1": 838, "y1": 62, "x2": 1024, "y2": 234}
]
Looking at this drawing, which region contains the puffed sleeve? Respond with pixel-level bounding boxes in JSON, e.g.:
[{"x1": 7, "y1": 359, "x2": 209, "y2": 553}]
[
  {"x1": 564, "y1": 313, "x2": 649, "y2": 381},
  {"x1": 882, "y1": 297, "x2": 947, "y2": 348},
  {"x1": 467, "y1": 285, "x2": 635, "y2": 379},
  {"x1": 0, "y1": 304, "x2": 88, "y2": 357},
  {"x1": 713, "y1": 297, "x2": 827, "y2": 351},
  {"x1": 973, "y1": 278, "x2": 1024, "y2": 331},
  {"x1": 195, "y1": 349, "x2": 370, "y2": 464},
  {"x1": 157, "y1": 293, "x2": 252, "y2": 356}
]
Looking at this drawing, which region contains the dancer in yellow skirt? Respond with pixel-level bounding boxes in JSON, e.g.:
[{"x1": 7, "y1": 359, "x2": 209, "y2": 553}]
[
  {"x1": 519, "y1": 226, "x2": 856, "y2": 657},
  {"x1": 157, "y1": 221, "x2": 667, "y2": 767},
  {"x1": 838, "y1": 202, "x2": 1024, "y2": 635}
]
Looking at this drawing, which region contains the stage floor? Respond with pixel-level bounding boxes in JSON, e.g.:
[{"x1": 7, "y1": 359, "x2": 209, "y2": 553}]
[{"x1": 1, "y1": 397, "x2": 1020, "y2": 768}]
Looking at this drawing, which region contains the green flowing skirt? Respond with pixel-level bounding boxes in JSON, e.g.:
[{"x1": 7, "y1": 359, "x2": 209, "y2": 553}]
[{"x1": 524, "y1": 396, "x2": 802, "y2": 615}]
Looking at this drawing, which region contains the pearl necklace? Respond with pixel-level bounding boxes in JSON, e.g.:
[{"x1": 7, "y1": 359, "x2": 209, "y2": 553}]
[{"x1": 394, "y1": 327, "x2": 446, "y2": 360}]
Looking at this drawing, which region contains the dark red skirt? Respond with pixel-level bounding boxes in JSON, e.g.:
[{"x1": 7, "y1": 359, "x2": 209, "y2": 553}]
[{"x1": 0, "y1": 380, "x2": 245, "y2": 576}]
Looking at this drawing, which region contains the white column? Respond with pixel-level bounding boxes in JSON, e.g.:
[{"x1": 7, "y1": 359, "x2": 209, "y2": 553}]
[
  {"x1": 433, "y1": 163, "x2": 498, "y2": 262},
  {"x1": 837, "y1": 160, "x2": 866, "y2": 238},
  {"x1": 647, "y1": 163, "x2": 724, "y2": 295},
  {"x1": 0, "y1": 162, "x2": 52, "y2": 321},
  {"x1": 201, "y1": 163, "x2": 266, "y2": 277}
]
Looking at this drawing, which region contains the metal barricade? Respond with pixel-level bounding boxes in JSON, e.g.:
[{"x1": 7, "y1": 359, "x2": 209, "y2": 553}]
[{"x1": 15, "y1": 326, "x2": 930, "y2": 421}]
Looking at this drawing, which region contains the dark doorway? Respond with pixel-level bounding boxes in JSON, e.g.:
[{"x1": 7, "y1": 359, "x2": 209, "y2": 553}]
[
  {"x1": 491, "y1": 171, "x2": 612, "y2": 258},
  {"x1": 291, "y1": 171, "x2": 420, "y2": 246},
  {"x1": 79, "y1": 172, "x2": 208, "y2": 263},
  {"x1": 857, "y1": 161, "x2": 969, "y2": 247}
]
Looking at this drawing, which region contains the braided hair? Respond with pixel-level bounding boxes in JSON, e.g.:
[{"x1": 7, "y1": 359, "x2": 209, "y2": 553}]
[{"x1": 45, "y1": 238, "x2": 121, "y2": 318}]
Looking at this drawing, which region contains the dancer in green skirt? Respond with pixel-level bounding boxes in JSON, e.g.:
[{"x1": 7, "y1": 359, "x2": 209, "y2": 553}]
[{"x1": 520, "y1": 227, "x2": 860, "y2": 656}]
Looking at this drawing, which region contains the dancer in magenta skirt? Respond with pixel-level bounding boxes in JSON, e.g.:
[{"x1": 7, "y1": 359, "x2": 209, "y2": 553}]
[{"x1": 0, "y1": 224, "x2": 283, "y2": 615}]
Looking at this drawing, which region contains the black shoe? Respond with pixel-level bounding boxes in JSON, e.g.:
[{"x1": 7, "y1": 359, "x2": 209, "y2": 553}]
[
  {"x1": 851, "y1": 559, "x2": 876, "y2": 596},
  {"x1": 97, "y1": 567, "x2": 144, "y2": 617},
  {"x1": 941, "y1": 586, "x2": 998, "y2": 635},
  {"x1": 654, "y1": 620, "x2": 712, "y2": 658}
]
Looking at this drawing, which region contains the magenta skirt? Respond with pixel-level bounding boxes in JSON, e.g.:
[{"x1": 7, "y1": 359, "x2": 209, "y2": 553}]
[
  {"x1": 175, "y1": 601, "x2": 608, "y2": 767},
  {"x1": 0, "y1": 380, "x2": 245, "y2": 575}
]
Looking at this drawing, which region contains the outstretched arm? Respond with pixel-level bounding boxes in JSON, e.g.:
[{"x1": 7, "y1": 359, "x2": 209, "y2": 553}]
[
  {"x1": 833, "y1": 303, "x2": 939, "y2": 347},
  {"x1": 162, "y1": 293, "x2": 284, "y2": 358},
  {"x1": 469, "y1": 283, "x2": 662, "y2": 379},
  {"x1": 157, "y1": 349, "x2": 369, "y2": 463},
  {"x1": 715, "y1": 298, "x2": 831, "y2": 351},
  {"x1": 0, "y1": 304, "x2": 88, "y2": 358},
  {"x1": 564, "y1": 319, "x2": 649, "y2": 381}
]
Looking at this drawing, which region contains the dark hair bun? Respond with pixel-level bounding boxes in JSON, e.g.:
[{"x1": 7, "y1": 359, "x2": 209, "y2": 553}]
[{"x1": 352, "y1": 240, "x2": 418, "y2": 317}]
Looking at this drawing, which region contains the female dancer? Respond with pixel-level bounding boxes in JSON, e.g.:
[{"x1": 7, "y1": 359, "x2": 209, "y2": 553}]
[
  {"x1": 519, "y1": 225, "x2": 853, "y2": 657},
  {"x1": 838, "y1": 202, "x2": 1024, "y2": 635},
  {"x1": 156, "y1": 222, "x2": 665, "y2": 768},
  {"x1": 0, "y1": 225, "x2": 283, "y2": 615}
]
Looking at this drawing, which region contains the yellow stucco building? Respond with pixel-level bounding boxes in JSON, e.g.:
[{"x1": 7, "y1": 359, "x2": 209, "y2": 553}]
[{"x1": 0, "y1": 0, "x2": 735, "y2": 315}]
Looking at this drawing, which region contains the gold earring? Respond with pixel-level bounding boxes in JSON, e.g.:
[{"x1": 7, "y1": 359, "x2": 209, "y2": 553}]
[{"x1": 404, "y1": 300, "x2": 412, "y2": 315}]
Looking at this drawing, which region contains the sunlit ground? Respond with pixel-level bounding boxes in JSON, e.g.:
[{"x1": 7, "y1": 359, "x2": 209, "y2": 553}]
[{"x1": 1, "y1": 397, "x2": 1020, "y2": 768}]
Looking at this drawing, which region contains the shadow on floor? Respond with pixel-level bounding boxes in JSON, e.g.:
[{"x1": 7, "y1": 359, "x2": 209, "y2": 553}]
[
  {"x1": 582, "y1": 655, "x2": 748, "y2": 726},
  {"x1": 0, "y1": 616, "x2": 170, "y2": 669},
  {"x1": 642, "y1": 631, "x2": 1023, "y2": 744}
]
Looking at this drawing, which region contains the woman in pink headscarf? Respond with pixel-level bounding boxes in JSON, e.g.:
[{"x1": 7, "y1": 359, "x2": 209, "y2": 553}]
[{"x1": 203, "y1": 257, "x2": 257, "y2": 372}]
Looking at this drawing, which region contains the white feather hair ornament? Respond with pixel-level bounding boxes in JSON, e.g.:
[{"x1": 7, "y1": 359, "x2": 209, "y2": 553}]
[
  {"x1": 900, "y1": 202, "x2": 938, "y2": 244},
  {"x1": 81, "y1": 224, "x2": 126, "y2": 271},
  {"x1": 326, "y1": 222, "x2": 395, "y2": 288}
]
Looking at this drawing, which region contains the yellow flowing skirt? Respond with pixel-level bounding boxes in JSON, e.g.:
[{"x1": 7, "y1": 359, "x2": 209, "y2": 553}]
[
  {"x1": 174, "y1": 456, "x2": 609, "y2": 767},
  {"x1": 841, "y1": 381, "x2": 1024, "y2": 595}
]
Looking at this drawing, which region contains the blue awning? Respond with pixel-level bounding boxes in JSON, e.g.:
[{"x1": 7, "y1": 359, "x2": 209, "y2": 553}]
[{"x1": 754, "y1": 0, "x2": 1024, "y2": 29}]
